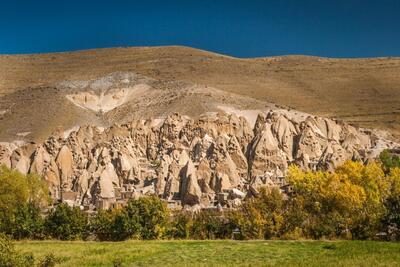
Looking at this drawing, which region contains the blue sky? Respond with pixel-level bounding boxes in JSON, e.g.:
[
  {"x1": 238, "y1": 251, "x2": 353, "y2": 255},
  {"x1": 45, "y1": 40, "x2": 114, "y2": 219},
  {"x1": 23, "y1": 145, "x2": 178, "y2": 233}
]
[{"x1": 0, "y1": 0, "x2": 399, "y2": 57}]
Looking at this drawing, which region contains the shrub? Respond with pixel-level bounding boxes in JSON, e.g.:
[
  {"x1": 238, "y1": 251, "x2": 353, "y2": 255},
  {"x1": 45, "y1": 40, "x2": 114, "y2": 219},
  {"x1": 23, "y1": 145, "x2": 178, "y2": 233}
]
[
  {"x1": 190, "y1": 210, "x2": 231, "y2": 239},
  {"x1": 44, "y1": 204, "x2": 88, "y2": 240},
  {"x1": 166, "y1": 211, "x2": 193, "y2": 239},
  {"x1": 0, "y1": 233, "x2": 34, "y2": 267},
  {"x1": 381, "y1": 167, "x2": 400, "y2": 240},
  {"x1": 380, "y1": 149, "x2": 400, "y2": 173},
  {"x1": 90, "y1": 209, "x2": 117, "y2": 241},
  {"x1": 112, "y1": 257, "x2": 123, "y2": 267},
  {"x1": 90, "y1": 196, "x2": 169, "y2": 241},
  {"x1": 119, "y1": 196, "x2": 169, "y2": 240},
  {"x1": 37, "y1": 253, "x2": 61, "y2": 267},
  {"x1": 10, "y1": 203, "x2": 46, "y2": 240}
]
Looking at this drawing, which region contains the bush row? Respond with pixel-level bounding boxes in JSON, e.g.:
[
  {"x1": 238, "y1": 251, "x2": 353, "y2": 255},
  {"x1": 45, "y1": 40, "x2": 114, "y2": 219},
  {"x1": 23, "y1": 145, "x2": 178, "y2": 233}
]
[{"x1": 1, "y1": 151, "x2": 400, "y2": 241}]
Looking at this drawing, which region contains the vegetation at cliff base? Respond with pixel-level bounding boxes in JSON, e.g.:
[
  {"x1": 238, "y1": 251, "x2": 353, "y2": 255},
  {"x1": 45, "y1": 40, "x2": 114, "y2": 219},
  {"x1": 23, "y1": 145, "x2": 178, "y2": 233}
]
[{"x1": 1, "y1": 154, "x2": 400, "y2": 242}]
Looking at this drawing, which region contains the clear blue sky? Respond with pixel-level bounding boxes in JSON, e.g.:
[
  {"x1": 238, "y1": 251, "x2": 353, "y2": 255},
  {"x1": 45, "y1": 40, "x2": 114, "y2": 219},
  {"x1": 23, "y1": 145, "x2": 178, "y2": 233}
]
[{"x1": 1, "y1": 0, "x2": 399, "y2": 58}]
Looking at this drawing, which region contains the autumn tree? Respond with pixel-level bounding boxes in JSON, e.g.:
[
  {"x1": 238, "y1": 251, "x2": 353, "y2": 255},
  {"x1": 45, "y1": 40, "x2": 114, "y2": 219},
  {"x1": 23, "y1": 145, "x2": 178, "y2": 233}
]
[
  {"x1": 286, "y1": 161, "x2": 389, "y2": 239},
  {"x1": 228, "y1": 188, "x2": 285, "y2": 240},
  {"x1": 0, "y1": 166, "x2": 49, "y2": 239}
]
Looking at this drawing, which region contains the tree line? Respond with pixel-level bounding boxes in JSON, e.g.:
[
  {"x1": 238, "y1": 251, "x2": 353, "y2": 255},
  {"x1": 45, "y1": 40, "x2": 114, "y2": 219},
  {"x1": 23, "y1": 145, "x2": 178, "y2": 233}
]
[{"x1": 0, "y1": 150, "x2": 400, "y2": 241}]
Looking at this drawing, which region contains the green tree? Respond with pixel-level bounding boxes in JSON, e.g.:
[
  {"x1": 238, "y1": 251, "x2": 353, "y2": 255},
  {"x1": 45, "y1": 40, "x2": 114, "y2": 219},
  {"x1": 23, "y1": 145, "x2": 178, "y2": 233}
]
[
  {"x1": 89, "y1": 209, "x2": 116, "y2": 241},
  {"x1": 44, "y1": 204, "x2": 88, "y2": 240},
  {"x1": 190, "y1": 210, "x2": 231, "y2": 239},
  {"x1": 10, "y1": 203, "x2": 45, "y2": 240},
  {"x1": 166, "y1": 211, "x2": 193, "y2": 239},
  {"x1": 382, "y1": 167, "x2": 400, "y2": 240},
  {"x1": 0, "y1": 233, "x2": 34, "y2": 267},
  {"x1": 379, "y1": 149, "x2": 400, "y2": 174},
  {"x1": 90, "y1": 208, "x2": 138, "y2": 241},
  {"x1": 122, "y1": 196, "x2": 169, "y2": 240},
  {"x1": 90, "y1": 196, "x2": 169, "y2": 241}
]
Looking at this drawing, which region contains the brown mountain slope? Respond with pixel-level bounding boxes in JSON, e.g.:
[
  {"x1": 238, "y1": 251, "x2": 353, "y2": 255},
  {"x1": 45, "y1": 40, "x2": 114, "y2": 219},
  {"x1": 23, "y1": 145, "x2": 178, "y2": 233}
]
[{"x1": 0, "y1": 46, "x2": 399, "y2": 141}]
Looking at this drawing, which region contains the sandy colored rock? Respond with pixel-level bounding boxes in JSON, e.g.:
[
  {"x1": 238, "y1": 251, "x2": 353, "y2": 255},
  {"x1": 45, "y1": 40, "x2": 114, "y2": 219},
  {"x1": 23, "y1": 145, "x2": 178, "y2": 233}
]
[{"x1": 1, "y1": 110, "x2": 398, "y2": 209}]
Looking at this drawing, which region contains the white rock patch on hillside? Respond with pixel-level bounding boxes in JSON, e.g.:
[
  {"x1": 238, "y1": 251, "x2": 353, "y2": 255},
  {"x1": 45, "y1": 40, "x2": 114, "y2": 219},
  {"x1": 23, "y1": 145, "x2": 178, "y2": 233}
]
[{"x1": 66, "y1": 84, "x2": 150, "y2": 112}]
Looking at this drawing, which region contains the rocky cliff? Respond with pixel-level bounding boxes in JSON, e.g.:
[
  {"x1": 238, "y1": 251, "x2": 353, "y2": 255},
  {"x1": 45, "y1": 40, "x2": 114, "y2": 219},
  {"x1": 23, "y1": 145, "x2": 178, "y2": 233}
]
[{"x1": 1, "y1": 110, "x2": 397, "y2": 211}]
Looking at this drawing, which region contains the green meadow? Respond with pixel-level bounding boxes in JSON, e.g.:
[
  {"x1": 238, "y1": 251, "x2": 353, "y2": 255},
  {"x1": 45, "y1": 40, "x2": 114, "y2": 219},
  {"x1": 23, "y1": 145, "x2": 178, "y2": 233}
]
[{"x1": 15, "y1": 240, "x2": 400, "y2": 267}]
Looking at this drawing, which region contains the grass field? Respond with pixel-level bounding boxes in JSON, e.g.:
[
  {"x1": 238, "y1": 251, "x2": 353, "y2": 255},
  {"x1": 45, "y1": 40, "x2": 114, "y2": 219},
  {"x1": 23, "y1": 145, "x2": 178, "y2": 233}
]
[{"x1": 15, "y1": 240, "x2": 400, "y2": 267}]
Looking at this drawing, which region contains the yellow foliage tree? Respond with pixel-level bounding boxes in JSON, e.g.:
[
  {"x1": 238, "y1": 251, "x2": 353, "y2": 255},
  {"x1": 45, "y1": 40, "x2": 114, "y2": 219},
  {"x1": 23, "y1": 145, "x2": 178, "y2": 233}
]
[
  {"x1": 228, "y1": 187, "x2": 285, "y2": 239},
  {"x1": 0, "y1": 166, "x2": 30, "y2": 218},
  {"x1": 0, "y1": 165, "x2": 49, "y2": 238},
  {"x1": 286, "y1": 161, "x2": 388, "y2": 239}
]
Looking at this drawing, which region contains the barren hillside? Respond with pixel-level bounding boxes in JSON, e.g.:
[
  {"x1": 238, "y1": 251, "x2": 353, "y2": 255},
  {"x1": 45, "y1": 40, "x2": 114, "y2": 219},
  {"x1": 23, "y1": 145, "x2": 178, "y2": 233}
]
[{"x1": 0, "y1": 46, "x2": 399, "y2": 141}]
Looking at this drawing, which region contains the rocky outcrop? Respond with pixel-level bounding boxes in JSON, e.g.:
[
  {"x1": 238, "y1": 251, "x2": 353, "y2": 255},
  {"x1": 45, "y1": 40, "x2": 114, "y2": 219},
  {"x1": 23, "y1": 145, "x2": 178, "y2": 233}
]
[{"x1": 0, "y1": 111, "x2": 397, "y2": 210}]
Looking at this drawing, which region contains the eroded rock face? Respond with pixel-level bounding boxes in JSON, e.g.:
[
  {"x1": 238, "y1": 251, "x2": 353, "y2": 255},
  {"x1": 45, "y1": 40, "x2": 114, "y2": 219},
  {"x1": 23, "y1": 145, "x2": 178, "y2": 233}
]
[{"x1": 1, "y1": 111, "x2": 397, "y2": 210}]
